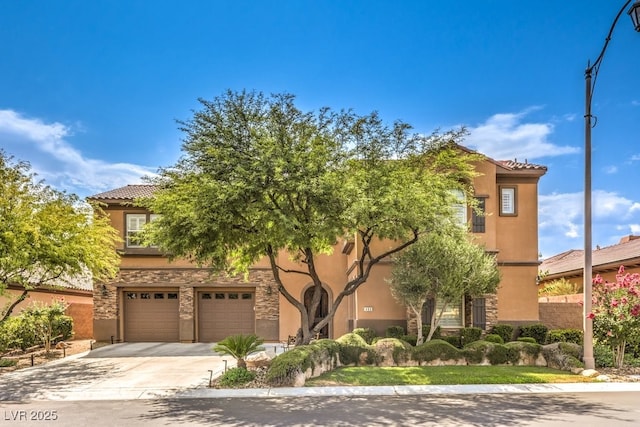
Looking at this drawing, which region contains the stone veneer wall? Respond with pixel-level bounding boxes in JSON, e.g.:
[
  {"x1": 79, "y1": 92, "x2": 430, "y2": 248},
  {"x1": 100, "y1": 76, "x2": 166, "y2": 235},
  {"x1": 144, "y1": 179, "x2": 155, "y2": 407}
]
[{"x1": 94, "y1": 268, "x2": 279, "y2": 342}]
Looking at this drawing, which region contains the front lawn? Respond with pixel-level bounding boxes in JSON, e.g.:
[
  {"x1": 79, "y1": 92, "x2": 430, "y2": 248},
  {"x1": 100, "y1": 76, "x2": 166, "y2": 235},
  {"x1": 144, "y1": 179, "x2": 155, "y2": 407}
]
[{"x1": 305, "y1": 366, "x2": 595, "y2": 386}]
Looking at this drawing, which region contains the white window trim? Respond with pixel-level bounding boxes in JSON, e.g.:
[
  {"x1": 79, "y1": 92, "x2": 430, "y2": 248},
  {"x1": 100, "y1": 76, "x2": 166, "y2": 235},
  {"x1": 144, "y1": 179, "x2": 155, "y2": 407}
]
[
  {"x1": 500, "y1": 186, "x2": 517, "y2": 216},
  {"x1": 450, "y1": 189, "x2": 467, "y2": 226},
  {"x1": 436, "y1": 298, "x2": 464, "y2": 328},
  {"x1": 125, "y1": 213, "x2": 159, "y2": 248}
]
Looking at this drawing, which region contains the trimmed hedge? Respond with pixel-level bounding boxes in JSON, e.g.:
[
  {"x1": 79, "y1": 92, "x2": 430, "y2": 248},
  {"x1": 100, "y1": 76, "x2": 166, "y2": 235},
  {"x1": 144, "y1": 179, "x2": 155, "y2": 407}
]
[
  {"x1": 490, "y1": 324, "x2": 514, "y2": 343},
  {"x1": 484, "y1": 334, "x2": 504, "y2": 344},
  {"x1": 546, "y1": 329, "x2": 583, "y2": 345},
  {"x1": 518, "y1": 323, "x2": 548, "y2": 345},
  {"x1": 352, "y1": 328, "x2": 377, "y2": 344},
  {"x1": 422, "y1": 325, "x2": 442, "y2": 340},
  {"x1": 265, "y1": 339, "x2": 340, "y2": 386},
  {"x1": 412, "y1": 339, "x2": 461, "y2": 364},
  {"x1": 385, "y1": 326, "x2": 405, "y2": 339},
  {"x1": 460, "y1": 327, "x2": 482, "y2": 347}
]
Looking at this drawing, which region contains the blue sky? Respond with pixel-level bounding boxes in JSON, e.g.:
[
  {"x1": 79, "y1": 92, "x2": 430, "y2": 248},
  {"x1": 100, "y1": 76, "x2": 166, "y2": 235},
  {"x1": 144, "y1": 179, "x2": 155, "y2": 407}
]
[{"x1": 1, "y1": 1, "x2": 639, "y2": 259}]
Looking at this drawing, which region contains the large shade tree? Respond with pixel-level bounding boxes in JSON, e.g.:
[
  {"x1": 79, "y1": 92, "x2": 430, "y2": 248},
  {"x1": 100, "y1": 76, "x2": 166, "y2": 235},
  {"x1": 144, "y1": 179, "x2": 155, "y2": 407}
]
[
  {"x1": 0, "y1": 151, "x2": 121, "y2": 322},
  {"x1": 144, "y1": 90, "x2": 479, "y2": 344},
  {"x1": 388, "y1": 228, "x2": 501, "y2": 344}
]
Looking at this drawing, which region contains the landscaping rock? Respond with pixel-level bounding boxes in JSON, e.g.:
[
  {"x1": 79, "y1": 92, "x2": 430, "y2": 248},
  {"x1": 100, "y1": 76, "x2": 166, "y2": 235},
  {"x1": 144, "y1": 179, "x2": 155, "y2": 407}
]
[{"x1": 246, "y1": 351, "x2": 273, "y2": 369}]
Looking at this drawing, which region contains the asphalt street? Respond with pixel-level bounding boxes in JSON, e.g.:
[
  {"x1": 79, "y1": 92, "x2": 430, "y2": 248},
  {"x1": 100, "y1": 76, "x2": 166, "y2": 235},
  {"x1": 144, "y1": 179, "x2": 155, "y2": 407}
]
[{"x1": 3, "y1": 393, "x2": 640, "y2": 427}]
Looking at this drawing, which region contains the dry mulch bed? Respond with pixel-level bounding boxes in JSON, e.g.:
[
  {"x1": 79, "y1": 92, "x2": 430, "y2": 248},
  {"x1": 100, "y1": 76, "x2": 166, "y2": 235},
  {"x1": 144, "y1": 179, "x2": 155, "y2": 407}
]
[{"x1": 0, "y1": 339, "x2": 94, "y2": 375}]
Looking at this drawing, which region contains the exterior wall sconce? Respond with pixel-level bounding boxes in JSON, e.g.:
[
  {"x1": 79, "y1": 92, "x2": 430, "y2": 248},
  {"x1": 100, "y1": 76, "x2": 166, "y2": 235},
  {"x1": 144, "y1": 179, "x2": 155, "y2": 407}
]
[
  {"x1": 100, "y1": 284, "x2": 108, "y2": 296},
  {"x1": 266, "y1": 285, "x2": 272, "y2": 296}
]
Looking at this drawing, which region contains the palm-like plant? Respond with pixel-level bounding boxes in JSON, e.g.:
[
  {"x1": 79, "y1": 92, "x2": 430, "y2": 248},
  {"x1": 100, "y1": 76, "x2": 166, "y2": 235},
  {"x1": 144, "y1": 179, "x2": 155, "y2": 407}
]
[{"x1": 213, "y1": 334, "x2": 265, "y2": 369}]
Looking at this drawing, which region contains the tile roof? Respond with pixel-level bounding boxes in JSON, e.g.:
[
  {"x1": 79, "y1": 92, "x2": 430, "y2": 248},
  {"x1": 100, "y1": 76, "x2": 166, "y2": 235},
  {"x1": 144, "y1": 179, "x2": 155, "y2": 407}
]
[
  {"x1": 540, "y1": 236, "x2": 640, "y2": 276},
  {"x1": 88, "y1": 184, "x2": 158, "y2": 201},
  {"x1": 496, "y1": 160, "x2": 548, "y2": 171}
]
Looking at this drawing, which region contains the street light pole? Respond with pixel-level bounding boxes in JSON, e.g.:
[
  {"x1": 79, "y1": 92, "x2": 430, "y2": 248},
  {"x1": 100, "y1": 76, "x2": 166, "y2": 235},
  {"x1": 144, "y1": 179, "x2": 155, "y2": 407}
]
[{"x1": 583, "y1": 0, "x2": 640, "y2": 370}]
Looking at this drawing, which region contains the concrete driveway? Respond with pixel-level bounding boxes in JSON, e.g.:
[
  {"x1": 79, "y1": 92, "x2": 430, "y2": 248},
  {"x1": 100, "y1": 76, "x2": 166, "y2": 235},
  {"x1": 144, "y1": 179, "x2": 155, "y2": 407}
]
[{"x1": 0, "y1": 342, "x2": 282, "y2": 402}]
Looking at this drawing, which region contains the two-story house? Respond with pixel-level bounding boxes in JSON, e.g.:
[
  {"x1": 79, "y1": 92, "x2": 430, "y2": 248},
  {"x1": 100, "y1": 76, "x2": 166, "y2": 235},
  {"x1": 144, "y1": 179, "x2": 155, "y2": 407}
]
[{"x1": 89, "y1": 150, "x2": 546, "y2": 343}]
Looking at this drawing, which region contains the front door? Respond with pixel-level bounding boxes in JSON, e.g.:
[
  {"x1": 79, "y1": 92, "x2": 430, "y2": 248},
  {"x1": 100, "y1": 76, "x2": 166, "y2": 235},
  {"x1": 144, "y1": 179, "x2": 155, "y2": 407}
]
[{"x1": 303, "y1": 286, "x2": 329, "y2": 338}]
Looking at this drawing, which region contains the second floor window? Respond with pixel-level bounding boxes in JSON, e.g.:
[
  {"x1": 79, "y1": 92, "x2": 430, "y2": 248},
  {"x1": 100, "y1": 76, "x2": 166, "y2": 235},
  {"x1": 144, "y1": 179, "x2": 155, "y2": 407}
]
[
  {"x1": 451, "y1": 189, "x2": 467, "y2": 226},
  {"x1": 472, "y1": 197, "x2": 486, "y2": 233},
  {"x1": 500, "y1": 186, "x2": 517, "y2": 216},
  {"x1": 126, "y1": 213, "x2": 159, "y2": 248}
]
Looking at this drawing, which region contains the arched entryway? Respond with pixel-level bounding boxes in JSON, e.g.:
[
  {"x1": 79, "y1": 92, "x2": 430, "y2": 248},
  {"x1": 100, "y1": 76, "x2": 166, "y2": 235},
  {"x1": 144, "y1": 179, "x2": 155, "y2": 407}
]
[{"x1": 303, "y1": 286, "x2": 329, "y2": 339}]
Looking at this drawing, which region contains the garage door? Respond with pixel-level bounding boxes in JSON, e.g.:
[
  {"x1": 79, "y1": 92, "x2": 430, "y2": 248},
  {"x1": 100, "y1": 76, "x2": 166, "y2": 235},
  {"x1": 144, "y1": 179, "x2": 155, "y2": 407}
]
[
  {"x1": 123, "y1": 290, "x2": 179, "y2": 342},
  {"x1": 198, "y1": 291, "x2": 255, "y2": 342}
]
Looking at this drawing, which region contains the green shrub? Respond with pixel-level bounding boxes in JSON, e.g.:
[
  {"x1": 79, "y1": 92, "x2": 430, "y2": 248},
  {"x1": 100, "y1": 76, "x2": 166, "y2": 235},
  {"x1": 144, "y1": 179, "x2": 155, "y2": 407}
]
[
  {"x1": 460, "y1": 327, "x2": 482, "y2": 347},
  {"x1": 486, "y1": 344, "x2": 519, "y2": 365},
  {"x1": 352, "y1": 328, "x2": 377, "y2": 344},
  {"x1": 624, "y1": 354, "x2": 640, "y2": 367},
  {"x1": 594, "y1": 344, "x2": 614, "y2": 368},
  {"x1": 442, "y1": 335, "x2": 461, "y2": 348},
  {"x1": 506, "y1": 341, "x2": 542, "y2": 358},
  {"x1": 336, "y1": 333, "x2": 374, "y2": 365},
  {"x1": 385, "y1": 326, "x2": 405, "y2": 339},
  {"x1": 373, "y1": 338, "x2": 412, "y2": 365},
  {"x1": 4, "y1": 315, "x2": 39, "y2": 351},
  {"x1": 266, "y1": 340, "x2": 326, "y2": 386},
  {"x1": 517, "y1": 337, "x2": 537, "y2": 344},
  {"x1": 53, "y1": 315, "x2": 74, "y2": 341},
  {"x1": 217, "y1": 367, "x2": 255, "y2": 387},
  {"x1": 336, "y1": 332, "x2": 368, "y2": 347},
  {"x1": 518, "y1": 323, "x2": 548, "y2": 344},
  {"x1": 412, "y1": 339, "x2": 461, "y2": 364},
  {"x1": 400, "y1": 335, "x2": 417, "y2": 346},
  {"x1": 484, "y1": 334, "x2": 504, "y2": 344},
  {"x1": 462, "y1": 340, "x2": 493, "y2": 364},
  {"x1": 422, "y1": 325, "x2": 442, "y2": 340},
  {"x1": 546, "y1": 329, "x2": 583, "y2": 345},
  {"x1": 490, "y1": 324, "x2": 514, "y2": 342},
  {"x1": 0, "y1": 358, "x2": 17, "y2": 368},
  {"x1": 558, "y1": 342, "x2": 582, "y2": 360}
]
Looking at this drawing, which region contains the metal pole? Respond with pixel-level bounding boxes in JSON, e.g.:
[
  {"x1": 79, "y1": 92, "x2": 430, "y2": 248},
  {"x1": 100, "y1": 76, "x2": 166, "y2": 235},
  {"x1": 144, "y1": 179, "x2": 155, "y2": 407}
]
[
  {"x1": 581, "y1": 0, "x2": 637, "y2": 371},
  {"x1": 583, "y1": 67, "x2": 595, "y2": 370}
]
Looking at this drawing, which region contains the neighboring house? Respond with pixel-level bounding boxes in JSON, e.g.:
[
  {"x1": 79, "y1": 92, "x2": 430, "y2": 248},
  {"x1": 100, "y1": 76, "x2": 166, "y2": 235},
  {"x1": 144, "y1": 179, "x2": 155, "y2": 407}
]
[
  {"x1": 539, "y1": 235, "x2": 640, "y2": 287},
  {"x1": 1, "y1": 281, "x2": 94, "y2": 340},
  {"x1": 89, "y1": 151, "x2": 546, "y2": 343},
  {"x1": 538, "y1": 235, "x2": 640, "y2": 330}
]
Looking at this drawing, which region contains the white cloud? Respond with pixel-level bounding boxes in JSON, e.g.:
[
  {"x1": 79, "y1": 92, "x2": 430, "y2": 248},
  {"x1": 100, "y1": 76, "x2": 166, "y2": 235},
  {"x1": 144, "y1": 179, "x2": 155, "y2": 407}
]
[
  {"x1": 465, "y1": 108, "x2": 580, "y2": 161},
  {"x1": 604, "y1": 165, "x2": 618, "y2": 174},
  {"x1": 538, "y1": 190, "x2": 640, "y2": 257},
  {"x1": 0, "y1": 109, "x2": 156, "y2": 196}
]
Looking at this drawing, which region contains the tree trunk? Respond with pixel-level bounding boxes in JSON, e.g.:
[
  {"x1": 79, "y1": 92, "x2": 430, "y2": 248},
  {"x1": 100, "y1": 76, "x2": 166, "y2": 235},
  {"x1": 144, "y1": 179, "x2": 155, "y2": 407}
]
[
  {"x1": 426, "y1": 298, "x2": 447, "y2": 342},
  {"x1": 0, "y1": 289, "x2": 29, "y2": 323},
  {"x1": 411, "y1": 304, "x2": 424, "y2": 345},
  {"x1": 615, "y1": 341, "x2": 626, "y2": 368}
]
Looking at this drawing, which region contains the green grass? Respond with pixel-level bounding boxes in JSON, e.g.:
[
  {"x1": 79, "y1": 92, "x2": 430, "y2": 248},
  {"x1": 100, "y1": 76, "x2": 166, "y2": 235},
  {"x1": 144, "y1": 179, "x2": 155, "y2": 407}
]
[{"x1": 305, "y1": 366, "x2": 596, "y2": 386}]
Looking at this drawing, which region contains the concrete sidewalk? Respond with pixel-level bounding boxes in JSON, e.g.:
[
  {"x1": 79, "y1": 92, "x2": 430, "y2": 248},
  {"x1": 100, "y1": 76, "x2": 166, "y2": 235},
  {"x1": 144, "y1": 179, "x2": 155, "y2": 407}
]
[{"x1": 3, "y1": 342, "x2": 640, "y2": 402}]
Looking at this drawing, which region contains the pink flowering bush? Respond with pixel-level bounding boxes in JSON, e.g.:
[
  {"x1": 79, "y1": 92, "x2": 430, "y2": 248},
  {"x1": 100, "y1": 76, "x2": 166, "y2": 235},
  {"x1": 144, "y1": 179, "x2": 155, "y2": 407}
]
[{"x1": 589, "y1": 266, "x2": 640, "y2": 368}]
